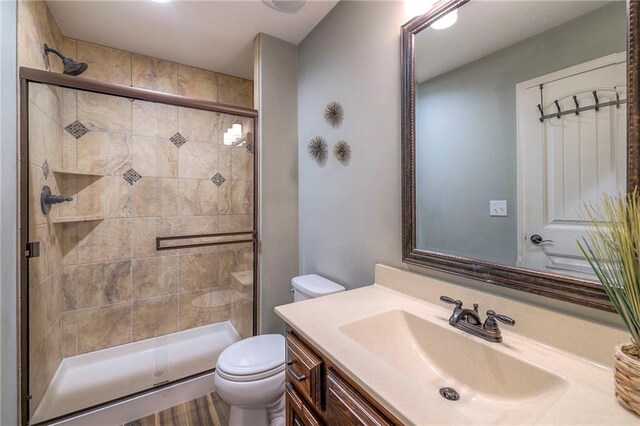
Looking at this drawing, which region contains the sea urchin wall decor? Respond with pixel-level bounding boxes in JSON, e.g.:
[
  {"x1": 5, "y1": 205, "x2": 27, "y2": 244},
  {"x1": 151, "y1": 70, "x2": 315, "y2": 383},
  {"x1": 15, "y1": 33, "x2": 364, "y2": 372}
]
[
  {"x1": 324, "y1": 101, "x2": 344, "y2": 128},
  {"x1": 308, "y1": 136, "x2": 329, "y2": 166},
  {"x1": 333, "y1": 140, "x2": 351, "y2": 166}
]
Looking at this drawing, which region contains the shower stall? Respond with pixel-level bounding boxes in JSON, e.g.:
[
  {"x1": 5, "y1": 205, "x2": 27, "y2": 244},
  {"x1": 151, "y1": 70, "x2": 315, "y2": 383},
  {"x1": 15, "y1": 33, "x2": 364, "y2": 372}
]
[{"x1": 19, "y1": 67, "x2": 258, "y2": 424}]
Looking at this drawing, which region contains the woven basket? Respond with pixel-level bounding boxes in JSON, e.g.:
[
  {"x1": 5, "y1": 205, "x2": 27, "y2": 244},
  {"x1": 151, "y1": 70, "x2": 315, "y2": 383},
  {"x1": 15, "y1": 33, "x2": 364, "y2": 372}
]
[{"x1": 614, "y1": 343, "x2": 640, "y2": 416}]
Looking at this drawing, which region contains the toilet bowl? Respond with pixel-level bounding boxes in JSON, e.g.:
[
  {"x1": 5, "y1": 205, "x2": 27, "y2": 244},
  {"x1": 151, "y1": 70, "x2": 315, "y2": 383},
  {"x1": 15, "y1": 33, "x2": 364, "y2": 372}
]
[
  {"x1": 214, "y1": 334, "x2": 286, "y2": 426},
  {"x1": 214, "y1": 274, "x2": 345, "y2": 426}
]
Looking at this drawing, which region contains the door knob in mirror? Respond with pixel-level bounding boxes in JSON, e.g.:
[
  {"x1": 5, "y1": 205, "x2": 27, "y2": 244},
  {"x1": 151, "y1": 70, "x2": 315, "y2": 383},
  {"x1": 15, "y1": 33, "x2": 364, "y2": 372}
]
[{"x1": 530, "y1": 234, "x2": 553, "y2": 245}]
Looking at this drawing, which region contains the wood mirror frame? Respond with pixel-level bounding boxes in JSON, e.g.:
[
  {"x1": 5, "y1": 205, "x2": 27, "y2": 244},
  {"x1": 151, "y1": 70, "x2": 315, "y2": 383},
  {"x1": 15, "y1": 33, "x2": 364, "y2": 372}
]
[{"x1": 401, "y1": 0, "x2": 640, "y2": 312}]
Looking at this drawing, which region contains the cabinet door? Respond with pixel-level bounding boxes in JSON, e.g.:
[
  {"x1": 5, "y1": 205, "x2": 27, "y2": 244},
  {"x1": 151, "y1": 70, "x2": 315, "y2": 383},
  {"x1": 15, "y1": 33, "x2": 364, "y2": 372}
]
[
  {"x1": 286, "y1": 383, "x2": 323, "y2": 426},
  {"x1": 326, "y1": 370, "x2": 393, "y2": 426},
  {"x1": 286, "y1": 332, "x2": 323, "y2": 409}
]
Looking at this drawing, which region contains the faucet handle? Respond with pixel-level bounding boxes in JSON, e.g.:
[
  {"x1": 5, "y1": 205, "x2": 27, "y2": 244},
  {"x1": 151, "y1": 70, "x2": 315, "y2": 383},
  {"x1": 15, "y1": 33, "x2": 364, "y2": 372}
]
[
  {"x1": 486, "y1": 310, "x2": 515, "y2": 326},
  {"x1": 440, "y1": 296, "x2": 462, "y2": 308}
]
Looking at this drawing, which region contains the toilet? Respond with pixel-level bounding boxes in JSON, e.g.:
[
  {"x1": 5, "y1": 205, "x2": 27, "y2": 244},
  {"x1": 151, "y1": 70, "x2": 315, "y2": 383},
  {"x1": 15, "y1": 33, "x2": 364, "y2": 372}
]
[{"x1": 214, "y1": 274, "x2": 345, "y2": 426}]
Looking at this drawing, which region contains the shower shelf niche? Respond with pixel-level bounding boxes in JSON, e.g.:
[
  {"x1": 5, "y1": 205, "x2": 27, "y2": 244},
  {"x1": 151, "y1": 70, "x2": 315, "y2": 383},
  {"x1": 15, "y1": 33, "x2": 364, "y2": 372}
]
[
  {"x1": 52, "y1": 169, "x2": 104, "y2": 177},
  {"x1": 52, "y1": 215, "x2": 105, "y2": 224}
]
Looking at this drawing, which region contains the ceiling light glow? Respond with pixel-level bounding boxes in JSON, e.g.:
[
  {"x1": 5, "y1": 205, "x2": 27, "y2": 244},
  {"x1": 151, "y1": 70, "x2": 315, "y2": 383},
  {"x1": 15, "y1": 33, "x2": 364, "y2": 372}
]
[
  {"x1": 431, "y1": 9, "x2": 458, "y2": 30},
  {"x1": 404, "y1": 0, "x2": 436, "y2": 19}
]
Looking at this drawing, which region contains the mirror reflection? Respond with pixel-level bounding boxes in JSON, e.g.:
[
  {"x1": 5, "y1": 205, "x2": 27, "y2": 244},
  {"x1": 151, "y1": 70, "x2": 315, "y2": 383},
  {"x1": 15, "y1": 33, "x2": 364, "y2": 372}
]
[{"x1": 415, "y1": 0, "x2": 627, "y2": 280}]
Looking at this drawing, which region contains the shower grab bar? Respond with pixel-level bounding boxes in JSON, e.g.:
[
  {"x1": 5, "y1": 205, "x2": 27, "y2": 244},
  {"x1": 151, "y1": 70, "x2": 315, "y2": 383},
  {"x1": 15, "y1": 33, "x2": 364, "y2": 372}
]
[{"x1": 156, "y1": 230, "x2": 257, "y2": 251}]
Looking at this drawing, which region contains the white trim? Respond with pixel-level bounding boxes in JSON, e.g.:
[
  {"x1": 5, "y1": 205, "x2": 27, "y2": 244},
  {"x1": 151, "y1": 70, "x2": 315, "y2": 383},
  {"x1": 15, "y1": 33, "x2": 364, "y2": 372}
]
[
  {"x1": 515, "y1": 52, "x2": 626, "y2": 266},
  {"x1": 32, "y1": 321, "x2": 240, "y2": 424},
  {"x1": 517, "y1": 51, "x2": 626, "y2": 90},
  {"x1": 49, "y1": 372, "x2": 217, "y2": 426}
]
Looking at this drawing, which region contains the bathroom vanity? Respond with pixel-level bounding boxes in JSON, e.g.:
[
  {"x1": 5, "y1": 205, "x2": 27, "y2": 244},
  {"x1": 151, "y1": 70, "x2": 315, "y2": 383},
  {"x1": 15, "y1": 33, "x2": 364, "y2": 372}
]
[
  {"x1": 276, "y1": 265, "x2": 638, "y2": 425},
  {"x1": 285, "y1": 330, "x2": 401, "y2": 426}
]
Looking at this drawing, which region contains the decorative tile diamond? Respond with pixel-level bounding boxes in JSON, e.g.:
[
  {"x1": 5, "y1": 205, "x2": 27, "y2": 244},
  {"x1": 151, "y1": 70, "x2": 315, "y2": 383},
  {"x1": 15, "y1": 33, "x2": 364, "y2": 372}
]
[
  {"x1": 170, "y1": 132, "x2": 187, "y2": 148},
  {"x1": 123, "y1": 168, "x2": 142, "y2": 185},
  {"x1": 65, "y1": 120, "x2": 89, "y2": 139},
  {"x1": 211, "y1": 173, "x2": 226, "y2": 187},
  {"x1": 246, "y1": 142, "x2": 254, "y2": 154},
  {"x1": 42, "y1": 159, "x2": 50, "y2": 180}
]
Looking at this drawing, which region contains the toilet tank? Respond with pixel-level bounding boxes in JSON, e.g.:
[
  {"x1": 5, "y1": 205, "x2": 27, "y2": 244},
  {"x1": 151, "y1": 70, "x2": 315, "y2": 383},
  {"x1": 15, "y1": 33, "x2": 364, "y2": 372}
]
[{"x1": 291, "y1": 274, "x2": 345, "y2": 302}]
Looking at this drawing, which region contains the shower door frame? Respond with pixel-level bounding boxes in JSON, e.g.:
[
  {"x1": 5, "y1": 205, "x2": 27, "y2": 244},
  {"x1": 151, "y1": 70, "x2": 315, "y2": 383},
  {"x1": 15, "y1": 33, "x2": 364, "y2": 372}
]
[{"x1": 18, "y1": 66, "x2": 260, "y2": 426}]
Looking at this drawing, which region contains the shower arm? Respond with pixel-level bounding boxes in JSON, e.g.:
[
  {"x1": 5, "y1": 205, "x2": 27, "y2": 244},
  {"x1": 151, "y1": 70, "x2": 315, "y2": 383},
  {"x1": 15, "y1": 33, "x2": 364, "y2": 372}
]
[{"x1": 44, "y1": 44, "x2": 66, "y2": 60}]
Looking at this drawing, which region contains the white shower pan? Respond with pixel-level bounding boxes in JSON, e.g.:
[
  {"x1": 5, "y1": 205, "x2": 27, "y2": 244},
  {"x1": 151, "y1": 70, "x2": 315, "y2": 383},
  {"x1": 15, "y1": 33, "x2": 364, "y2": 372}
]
[{"x1": 31, "y1": 321, "x2": 241, "y2": 424}]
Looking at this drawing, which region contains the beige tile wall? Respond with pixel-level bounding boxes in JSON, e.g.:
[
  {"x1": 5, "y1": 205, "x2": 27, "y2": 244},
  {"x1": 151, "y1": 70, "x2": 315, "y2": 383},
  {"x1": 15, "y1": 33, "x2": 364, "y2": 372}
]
[
  {"x1": 19, "y1": 0, "x2": 67, "y2": 414},
  {"x1": 230, "y1": 271, "x2": 254, "y2": 339},
  {"x1": 26, "y1": 84, "x2": 66, "y2": 417},
  {"x1": 58, "y1": 87, "x2": 255, "y2": 358},
  {"x1": 64, "y1": 39, "x2": 254, "y2": 107},
  {"x1": 19, "y1": 0, "x2": 255, "y2": 417}
]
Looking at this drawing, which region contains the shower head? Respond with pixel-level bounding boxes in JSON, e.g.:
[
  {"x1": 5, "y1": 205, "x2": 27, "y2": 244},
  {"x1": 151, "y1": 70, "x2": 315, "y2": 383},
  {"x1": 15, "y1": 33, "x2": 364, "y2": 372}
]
[
  {"x1": 44, "y1": 44, "x2": 88, "y2": 76},
  {"x1": 61, "y1": 57, "x2": 88, "y2": 76}
]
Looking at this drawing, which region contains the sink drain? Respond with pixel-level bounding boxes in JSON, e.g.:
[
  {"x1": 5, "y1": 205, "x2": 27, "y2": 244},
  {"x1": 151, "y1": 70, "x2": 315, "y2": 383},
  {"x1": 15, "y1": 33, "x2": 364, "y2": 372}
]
[{"x1": 439, "y1": 387, "x2": 460, "y2": 401}]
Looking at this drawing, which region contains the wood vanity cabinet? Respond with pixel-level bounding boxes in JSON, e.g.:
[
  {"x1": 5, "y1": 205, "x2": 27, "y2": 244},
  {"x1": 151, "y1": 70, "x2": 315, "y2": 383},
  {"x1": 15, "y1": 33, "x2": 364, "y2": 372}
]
[{"x1": 285, "y1": 331, "x2": 401, "y2": 426}]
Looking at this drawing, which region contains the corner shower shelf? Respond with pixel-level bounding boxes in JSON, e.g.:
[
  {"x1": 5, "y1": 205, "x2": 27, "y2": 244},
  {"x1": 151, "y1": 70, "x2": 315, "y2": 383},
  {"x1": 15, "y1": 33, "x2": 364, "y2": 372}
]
[
  {"x1": 51, "y1": 215, "x2": 105, "y2": 224},
  {"x1": 52, "y1": 169, "x2": 104, "y2": 177}
]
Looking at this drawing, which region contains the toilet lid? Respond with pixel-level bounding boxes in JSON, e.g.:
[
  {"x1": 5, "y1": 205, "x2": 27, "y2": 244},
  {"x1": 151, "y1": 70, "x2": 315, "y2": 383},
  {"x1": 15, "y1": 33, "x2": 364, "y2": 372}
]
[{"x1": 217, "y1": 334, "x2": 285, "y2": 378}]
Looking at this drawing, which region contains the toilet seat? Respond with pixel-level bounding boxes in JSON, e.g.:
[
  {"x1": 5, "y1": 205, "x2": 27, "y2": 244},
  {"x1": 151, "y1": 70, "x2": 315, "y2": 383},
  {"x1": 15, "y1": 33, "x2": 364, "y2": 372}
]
[
  {"x1": 216, "y1": 334, "x2": 285, "y2": 383},
  {"x1": 217, "y1": 363, "x2": 286, "y2": 382}
]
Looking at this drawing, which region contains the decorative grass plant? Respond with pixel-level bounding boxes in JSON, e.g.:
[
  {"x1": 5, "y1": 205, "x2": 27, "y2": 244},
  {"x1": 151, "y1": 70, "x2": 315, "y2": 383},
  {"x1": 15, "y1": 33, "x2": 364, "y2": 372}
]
[
  {"x1": 578, "y1": 191, "x2": 640, "y2": 347},
  {"x1": 578, "y1": 191, "x2": 640, "y2": 416}
]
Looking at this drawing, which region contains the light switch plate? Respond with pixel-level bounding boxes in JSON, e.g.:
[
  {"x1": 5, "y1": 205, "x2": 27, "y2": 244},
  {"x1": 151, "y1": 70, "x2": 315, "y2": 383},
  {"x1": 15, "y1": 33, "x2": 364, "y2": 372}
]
[{"x1": 490, "y1": 200, "x2": 508, "y2": 217}]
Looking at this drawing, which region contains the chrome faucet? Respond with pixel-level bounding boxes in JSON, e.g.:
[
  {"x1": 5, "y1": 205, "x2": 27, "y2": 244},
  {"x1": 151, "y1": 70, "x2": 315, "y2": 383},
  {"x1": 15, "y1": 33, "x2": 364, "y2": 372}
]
[{"x1": 440, "y1": 296, "x2": 515, "y2": 343}]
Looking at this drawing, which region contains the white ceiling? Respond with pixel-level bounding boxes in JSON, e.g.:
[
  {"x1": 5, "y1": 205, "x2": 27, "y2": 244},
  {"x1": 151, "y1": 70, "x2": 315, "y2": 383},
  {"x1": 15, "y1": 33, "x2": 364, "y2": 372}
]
[
  {"x1": 415, "y1": 1, "x2": 617, "y2": 83},
  {"x1": 46, "y1": 0, "x2": 339, "y2": 80}
]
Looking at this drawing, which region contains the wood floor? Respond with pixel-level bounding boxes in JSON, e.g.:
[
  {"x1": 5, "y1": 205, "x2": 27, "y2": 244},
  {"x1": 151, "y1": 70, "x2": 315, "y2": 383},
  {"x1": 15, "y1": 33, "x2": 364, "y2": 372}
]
[{"x1": 124, "y1": 392, "x2": 230, "y2": 426}]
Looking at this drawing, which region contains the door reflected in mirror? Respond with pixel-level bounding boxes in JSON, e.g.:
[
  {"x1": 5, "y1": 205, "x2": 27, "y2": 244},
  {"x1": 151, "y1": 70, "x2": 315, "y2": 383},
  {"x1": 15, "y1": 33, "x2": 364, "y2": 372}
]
[{"x1": 414, "y1": 0, "x2": 627, "y2": 280}]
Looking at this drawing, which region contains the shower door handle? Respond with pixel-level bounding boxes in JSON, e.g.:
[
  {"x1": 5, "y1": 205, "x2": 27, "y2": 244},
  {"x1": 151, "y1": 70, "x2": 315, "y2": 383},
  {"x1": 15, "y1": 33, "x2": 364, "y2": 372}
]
[
  {"x1": 156, "y1": 230, "x2": 257, "y2": 251},
  {"x1": 25, "y1": 241, "x2": 40, "y2": 258}
]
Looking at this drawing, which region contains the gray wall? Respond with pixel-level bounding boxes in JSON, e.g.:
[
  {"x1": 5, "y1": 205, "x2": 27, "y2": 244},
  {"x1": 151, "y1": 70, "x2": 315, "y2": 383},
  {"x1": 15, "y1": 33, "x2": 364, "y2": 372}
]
[
  {"x1": 298, "y1": 1, "x2": 405, "y2": 289},
  {"x1": 416, "y1": 2, "x2": 626, "y2": 266},
  {"x1": 297, "y1": 0, "x2": 622, "y2": 327},
  {"x1": 1, "y1": 0, "x2": 18, "y2": 424},
  {"x1": 256, "y1": 34, "x2": 300, "y2": 334}
]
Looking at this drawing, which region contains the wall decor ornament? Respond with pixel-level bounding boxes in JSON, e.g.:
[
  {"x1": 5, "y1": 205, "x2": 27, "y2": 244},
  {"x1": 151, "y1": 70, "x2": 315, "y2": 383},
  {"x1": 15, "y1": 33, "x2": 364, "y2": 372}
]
[
  {"x1": 324, "y1": 101, "x2": 344, "y2": 128},
  {"x1": 333, "y1": 140, "x2": 351, "y2": 166},
  {"x1": 308, "y1": 136, "x2": 329, "y2": 166}
]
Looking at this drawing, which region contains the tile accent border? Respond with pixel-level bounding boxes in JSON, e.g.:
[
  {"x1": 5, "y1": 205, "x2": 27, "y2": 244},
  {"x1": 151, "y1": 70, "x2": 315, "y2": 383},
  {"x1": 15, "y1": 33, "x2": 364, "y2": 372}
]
[
  {"x1": 123, "y1": 168, "x2": 142, "y2": 185},
  {"x1": 42, "y1": 159, "x2": 50, "y2": 179},
  {"x1": 170, "y1": 132, "x2": 187, "y2": 148},
  {"x1": 64, "y1": 120, "x2": 89, "y2": 139},
  {"x1": 211, "y1": 173, "x2": 226, "y2": 187}
]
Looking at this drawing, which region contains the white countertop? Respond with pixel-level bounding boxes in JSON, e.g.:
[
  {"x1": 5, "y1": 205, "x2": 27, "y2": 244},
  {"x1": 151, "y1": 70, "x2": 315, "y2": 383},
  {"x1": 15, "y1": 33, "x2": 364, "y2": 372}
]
[{"x1": 275, "y1": 275, "x2": 637, "y2": 425}]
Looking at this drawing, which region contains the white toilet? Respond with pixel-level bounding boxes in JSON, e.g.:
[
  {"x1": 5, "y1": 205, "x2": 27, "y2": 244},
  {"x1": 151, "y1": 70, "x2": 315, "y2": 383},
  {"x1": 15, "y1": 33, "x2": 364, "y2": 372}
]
[{"x1": 214, "y1": 274, "x2": 345, "y2": 426}]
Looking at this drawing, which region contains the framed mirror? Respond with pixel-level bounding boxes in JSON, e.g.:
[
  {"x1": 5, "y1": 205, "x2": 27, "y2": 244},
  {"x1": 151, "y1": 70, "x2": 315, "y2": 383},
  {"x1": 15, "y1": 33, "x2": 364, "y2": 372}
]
[{"x1": 401, "y1": 0, "x2": 640, "y2": 311}]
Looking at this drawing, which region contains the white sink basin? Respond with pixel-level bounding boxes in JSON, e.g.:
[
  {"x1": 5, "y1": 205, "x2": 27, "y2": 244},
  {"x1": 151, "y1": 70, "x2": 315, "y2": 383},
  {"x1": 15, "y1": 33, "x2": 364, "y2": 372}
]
[
  {"x1": 275, "y1": 269, "x2": 637, "y2": 425},
  {"x1": 340, "y1": 310, "x2": 568, "y2": 423}
]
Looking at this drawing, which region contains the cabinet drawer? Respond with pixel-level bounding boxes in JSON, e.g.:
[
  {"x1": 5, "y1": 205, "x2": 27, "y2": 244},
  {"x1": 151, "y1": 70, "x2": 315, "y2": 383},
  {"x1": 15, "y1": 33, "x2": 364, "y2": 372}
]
[
  {"x1": 286, "y1": 332, "x2": 323, "y2": 409},
  {"x1": 286, "y1": 383, "x2": 323, "y2": 426},
  {"x1": 326, "y1": 370, "x2": 393, "y2": 426}
]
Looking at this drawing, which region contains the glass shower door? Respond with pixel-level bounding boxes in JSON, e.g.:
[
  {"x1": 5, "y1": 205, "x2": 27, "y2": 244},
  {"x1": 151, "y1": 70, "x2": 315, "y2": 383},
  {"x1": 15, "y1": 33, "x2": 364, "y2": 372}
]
[
  {"x1": 25, "y1": 82, "x2": 171, "y2": 423},
  {"x1": 154, "y1": 106, "x2": 256, "y2": 383},
  {"x1": 24, "y1": 79, "x2": 256, "y2": 423}
]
